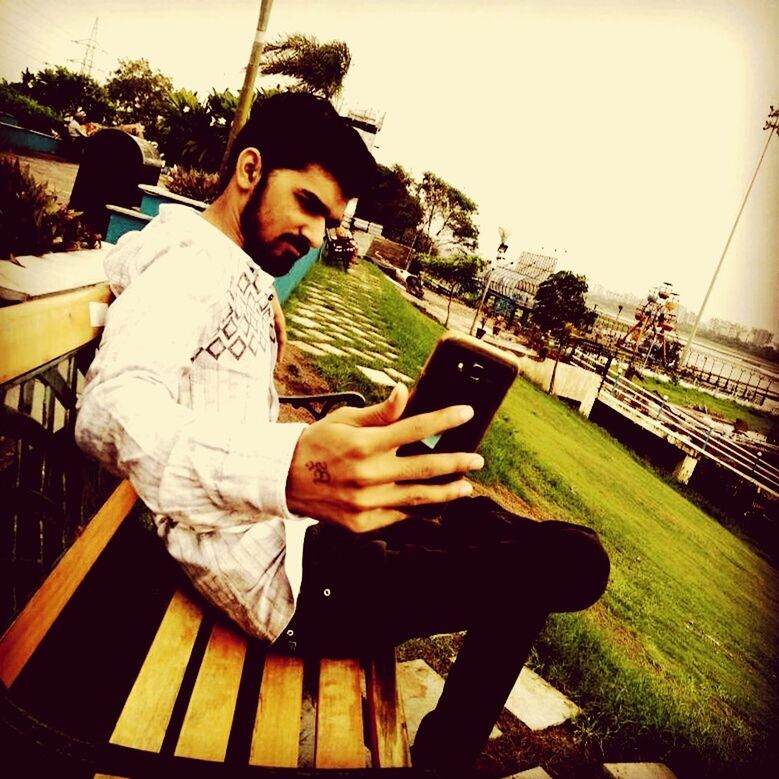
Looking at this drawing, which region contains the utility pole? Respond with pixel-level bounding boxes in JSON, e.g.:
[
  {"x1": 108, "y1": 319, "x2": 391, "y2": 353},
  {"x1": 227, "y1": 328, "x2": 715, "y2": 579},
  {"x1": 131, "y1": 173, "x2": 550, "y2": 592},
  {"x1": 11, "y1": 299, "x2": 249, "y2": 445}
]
[
  {"x1": 69, "y1": 18, "x2": 102, "y2": 77},
  {"x1": 221, "y1": 0, "x2": 275, "y2": 174},
  {"x1": 679, "y1": 106, "x2": 779, "y2": 367}
]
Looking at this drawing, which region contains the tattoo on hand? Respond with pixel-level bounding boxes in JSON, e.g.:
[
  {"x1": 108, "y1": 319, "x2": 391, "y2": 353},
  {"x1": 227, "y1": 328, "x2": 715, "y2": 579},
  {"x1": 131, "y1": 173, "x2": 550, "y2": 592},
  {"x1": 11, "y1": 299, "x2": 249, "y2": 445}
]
[{"x1": 306, "y1": 461, "x2": 331, "y2": 484}]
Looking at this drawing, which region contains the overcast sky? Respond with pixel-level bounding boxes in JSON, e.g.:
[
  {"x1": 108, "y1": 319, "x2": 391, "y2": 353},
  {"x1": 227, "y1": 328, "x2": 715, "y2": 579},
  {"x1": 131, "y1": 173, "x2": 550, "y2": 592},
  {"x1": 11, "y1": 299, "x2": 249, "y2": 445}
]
[{"x1": 2, "y1": 0, "x2": 777, "y2": 331}]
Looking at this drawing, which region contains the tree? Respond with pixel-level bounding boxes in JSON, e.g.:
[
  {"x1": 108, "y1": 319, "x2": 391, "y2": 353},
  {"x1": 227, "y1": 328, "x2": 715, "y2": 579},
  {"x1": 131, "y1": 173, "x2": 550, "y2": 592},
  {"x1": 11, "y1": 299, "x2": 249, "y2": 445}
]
[
  {"x1": 154, "y1": 88, "x2": 213, "y2": 169},
  {"x1": 532, "y1": 270, "x2": 596, "y2": 394},
  {"x1": 262, "y1": 34, "x2": 351, "y2": 100},
  {"x1": 106, "y1": 58, "x2": 174, "y2": 136},
  {"x1": 532, "y1": 271, "x2": 595, "y2": 336},
  {"x1": 354, "y1": 164, "x2": 423, "y2": 243},
  {"x1": 421, "y1": 252, "x2": 484, "y2": 327},
  {"x1": 10, "y1": 66, "x2": 115, "y2": 123},
  {"x1": 416, "y1": 172, "x2": 479, "y2": 254}
]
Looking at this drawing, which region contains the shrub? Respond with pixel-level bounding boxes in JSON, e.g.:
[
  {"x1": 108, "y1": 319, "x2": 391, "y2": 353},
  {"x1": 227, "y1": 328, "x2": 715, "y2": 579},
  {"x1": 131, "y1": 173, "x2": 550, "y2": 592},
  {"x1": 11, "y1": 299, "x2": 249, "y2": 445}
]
[
  {"x1": 0, "y1": 83, "x2": 64, "y2": 137},
  {"x1": 164, "y1": 165, "x2": 220, "y2": 204},
  {"x1": 0, "y1": 156, "x2": 100, "y2": 259}
]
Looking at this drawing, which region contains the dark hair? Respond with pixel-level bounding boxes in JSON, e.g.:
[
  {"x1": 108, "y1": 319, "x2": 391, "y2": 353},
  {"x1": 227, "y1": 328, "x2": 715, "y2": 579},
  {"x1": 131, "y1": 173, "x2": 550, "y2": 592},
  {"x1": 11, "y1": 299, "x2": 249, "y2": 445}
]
[{"x1": 222, "y1": 92, "x2": 376, "y2": 198}]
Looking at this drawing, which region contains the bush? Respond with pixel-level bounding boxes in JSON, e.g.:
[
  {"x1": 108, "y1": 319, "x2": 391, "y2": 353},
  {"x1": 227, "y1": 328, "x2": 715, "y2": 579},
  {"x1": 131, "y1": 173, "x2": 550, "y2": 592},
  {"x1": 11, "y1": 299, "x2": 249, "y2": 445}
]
[
  {"x1": 164, "y1": 165, "x2": 220, "y2": 204},
  {"x1": 0, "y1": 156, "x2": 100, "y2": 259},
  {"x1": 0, "y1": 83, "x2": 64, "y2": 136}
]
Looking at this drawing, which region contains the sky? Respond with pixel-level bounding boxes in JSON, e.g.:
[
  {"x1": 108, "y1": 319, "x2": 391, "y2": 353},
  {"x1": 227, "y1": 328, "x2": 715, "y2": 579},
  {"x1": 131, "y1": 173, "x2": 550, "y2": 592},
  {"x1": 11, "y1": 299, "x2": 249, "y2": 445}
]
[{"x1": 1, "y1": 0, "x2": 778, "y2": 332}]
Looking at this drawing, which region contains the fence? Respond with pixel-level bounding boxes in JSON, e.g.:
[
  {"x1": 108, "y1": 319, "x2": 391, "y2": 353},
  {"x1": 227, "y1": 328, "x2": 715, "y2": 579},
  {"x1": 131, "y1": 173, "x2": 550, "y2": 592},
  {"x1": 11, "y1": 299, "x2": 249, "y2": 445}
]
[
  {"x1": 570, "y1": 351, "x2": 779, "y2": 498},
  {"x1": 572, "y1": 336, "x2": 776, "y2": 406}
]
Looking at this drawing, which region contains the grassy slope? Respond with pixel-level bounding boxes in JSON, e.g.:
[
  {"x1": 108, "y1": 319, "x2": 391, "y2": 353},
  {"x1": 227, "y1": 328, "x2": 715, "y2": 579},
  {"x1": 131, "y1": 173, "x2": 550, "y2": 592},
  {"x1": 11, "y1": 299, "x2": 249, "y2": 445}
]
[
  {"x1": 635, "y1": 375, "x2": 777, "y2": 438},
  {"x1": 287, "y1": 262, "x2": 778, "y2": 775}
]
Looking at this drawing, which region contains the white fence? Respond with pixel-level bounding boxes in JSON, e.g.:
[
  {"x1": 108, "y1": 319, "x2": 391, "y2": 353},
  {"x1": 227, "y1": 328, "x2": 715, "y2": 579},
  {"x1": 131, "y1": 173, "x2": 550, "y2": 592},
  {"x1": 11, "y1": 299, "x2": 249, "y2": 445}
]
[{"x1": 570, "y1": 352, "x2": 779, "y2": 498}]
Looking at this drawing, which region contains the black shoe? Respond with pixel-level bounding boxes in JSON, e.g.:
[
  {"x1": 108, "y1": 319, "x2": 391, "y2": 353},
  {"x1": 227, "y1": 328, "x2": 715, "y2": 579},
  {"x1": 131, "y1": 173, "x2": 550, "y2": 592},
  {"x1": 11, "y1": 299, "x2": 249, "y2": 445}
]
[{"x1": 411, "y1": 710, "x2": 482, "y2": 769}]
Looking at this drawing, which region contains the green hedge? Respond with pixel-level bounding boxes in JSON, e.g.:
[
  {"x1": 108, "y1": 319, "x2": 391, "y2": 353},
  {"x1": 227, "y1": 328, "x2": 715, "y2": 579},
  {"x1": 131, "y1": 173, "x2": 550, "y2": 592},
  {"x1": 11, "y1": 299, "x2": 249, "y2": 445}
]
[{"x1": 0, "y1": 83, "x2": 64, "y2": 137}]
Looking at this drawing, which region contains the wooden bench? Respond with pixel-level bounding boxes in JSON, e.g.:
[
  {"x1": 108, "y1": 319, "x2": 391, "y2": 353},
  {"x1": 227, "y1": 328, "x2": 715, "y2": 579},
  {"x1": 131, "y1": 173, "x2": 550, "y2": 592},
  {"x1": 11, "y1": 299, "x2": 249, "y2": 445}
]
[{"x1": 0, "y1": 285, "x2": 419, "y2": 776}]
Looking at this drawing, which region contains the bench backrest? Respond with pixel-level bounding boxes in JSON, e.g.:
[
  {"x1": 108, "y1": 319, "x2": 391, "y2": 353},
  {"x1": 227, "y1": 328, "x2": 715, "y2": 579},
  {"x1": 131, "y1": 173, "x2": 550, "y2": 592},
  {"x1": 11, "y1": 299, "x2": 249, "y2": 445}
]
[{"x1": 0, "y1": 284, "x2": 117, "y2": 627}]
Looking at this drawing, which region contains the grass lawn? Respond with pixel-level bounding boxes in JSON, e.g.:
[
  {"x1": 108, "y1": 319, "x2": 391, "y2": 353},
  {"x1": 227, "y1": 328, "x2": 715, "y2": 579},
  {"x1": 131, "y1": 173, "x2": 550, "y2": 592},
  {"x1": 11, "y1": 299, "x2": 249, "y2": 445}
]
[{"x1": 286, "y1": 261, "x2": 778, "y2": 777}]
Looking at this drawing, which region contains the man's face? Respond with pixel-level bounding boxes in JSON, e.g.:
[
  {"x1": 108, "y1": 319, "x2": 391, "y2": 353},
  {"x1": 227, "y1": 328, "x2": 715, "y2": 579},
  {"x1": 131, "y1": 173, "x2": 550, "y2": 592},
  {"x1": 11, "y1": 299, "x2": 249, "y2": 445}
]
[{"x1": 240, "y1": 163, "x2": 348, "y2": 277}]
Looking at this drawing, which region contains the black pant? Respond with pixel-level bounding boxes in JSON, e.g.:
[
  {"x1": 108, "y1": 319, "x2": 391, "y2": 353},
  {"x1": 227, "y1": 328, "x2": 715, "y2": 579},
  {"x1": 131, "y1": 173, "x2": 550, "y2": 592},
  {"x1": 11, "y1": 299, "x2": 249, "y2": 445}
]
[{"x1": 280, "y1": 496, "x2": 610, "y2": 766}]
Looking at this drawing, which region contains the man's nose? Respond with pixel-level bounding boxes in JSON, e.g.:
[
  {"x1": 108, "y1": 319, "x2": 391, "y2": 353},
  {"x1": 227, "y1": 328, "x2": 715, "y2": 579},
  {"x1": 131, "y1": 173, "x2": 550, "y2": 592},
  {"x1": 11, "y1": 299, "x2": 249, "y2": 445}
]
[{"x1": 301, "y1": 216, "x2": 326, "y2": 249}]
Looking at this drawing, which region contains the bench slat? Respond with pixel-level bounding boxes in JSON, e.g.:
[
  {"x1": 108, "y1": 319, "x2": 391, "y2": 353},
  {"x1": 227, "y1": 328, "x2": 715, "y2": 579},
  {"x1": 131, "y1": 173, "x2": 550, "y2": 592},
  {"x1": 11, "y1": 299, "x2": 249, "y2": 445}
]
[
  {"x1": 366, "y1": 648, "x2": 412, "y2": 767},
  {"x1": 315, "y1": 658, "x2": 365, "y2": 768},
  {"x1": 175, "y1": 622, "x2": 247, "y2": 761},
  {"x1": 108, "y1": 588, "x2": 203, "y2": 752},
  {"x1": 0, "y1": 479, "x2": 138, "y2": 687},
  {"x1": 249, "y1": 654, "x2": 305, "y2": 767}
]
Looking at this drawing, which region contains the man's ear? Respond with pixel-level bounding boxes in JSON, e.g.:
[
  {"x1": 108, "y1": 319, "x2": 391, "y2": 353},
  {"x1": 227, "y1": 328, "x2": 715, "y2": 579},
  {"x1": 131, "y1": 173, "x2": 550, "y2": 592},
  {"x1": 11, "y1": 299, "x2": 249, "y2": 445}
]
[{"x1": 235, "y1": 147, "x2": 263, "y2": 191}]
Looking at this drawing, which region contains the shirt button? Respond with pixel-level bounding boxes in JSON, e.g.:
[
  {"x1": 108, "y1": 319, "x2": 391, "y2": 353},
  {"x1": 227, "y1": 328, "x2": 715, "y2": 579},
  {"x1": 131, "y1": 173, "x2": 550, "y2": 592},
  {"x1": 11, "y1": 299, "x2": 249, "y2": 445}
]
[{"x1": 323, "y1": 588, "x2": 331, "y2": 597}]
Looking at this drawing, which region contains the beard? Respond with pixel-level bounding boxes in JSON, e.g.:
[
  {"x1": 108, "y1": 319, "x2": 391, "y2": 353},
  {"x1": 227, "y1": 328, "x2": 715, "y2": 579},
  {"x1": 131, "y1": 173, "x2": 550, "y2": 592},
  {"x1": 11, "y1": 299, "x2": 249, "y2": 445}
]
[{"x1": 240, "y1": 177, "x2": 310, "y2": 277}]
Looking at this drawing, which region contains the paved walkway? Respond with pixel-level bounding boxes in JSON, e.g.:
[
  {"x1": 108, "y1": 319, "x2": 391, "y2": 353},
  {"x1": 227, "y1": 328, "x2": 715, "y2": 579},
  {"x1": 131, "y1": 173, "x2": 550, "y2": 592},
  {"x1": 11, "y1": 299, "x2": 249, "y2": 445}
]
[
  {"x1": 7, "y1": 150, "x2": 79, "y2": 205},
  {"x1": 286, "y1": 265, "x2": 414, "y2": 387}
]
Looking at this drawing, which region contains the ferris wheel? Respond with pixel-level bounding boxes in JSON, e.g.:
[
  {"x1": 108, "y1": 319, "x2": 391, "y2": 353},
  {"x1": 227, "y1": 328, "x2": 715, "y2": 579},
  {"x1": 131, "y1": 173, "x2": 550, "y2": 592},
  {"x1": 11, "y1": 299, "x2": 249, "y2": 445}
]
[{"x1": 619, "y1": 282, "x2": 681, "y2": 367}]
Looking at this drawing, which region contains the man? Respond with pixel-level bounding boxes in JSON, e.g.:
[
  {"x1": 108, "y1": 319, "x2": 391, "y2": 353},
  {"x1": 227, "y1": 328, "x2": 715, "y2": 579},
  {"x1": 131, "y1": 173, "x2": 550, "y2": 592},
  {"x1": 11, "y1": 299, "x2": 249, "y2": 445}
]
[
  {"x1": 67, "y1": 110, "x2": 89, "y2": 158},
  {"x1": 76, "y1": 93, "x2": 609, "y2": 768}
]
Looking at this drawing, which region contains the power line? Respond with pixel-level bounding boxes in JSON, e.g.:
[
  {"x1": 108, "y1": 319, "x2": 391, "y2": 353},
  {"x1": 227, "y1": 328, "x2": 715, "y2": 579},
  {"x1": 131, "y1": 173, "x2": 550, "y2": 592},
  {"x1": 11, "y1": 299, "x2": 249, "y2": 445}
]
[
  {"x1": 0, "y1": 14, "x2": 76, "y2": 69},
  {"x1": 4, "y1": 0, "x2": 83, "y2": 44}
]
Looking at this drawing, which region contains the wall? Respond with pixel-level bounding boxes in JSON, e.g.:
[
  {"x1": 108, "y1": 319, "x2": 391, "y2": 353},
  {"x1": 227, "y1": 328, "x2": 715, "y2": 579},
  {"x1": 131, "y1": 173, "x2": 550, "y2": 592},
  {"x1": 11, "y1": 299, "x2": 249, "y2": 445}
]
[
  {"x1": 274, "y1": 246, "x2": 322, "y2": 305},
  {"x1": 517, "y1": 356, "x2": 601, "y2": 417},
  {"x1": 0, "y1": 122, "x2": 61, "y2": 155}
]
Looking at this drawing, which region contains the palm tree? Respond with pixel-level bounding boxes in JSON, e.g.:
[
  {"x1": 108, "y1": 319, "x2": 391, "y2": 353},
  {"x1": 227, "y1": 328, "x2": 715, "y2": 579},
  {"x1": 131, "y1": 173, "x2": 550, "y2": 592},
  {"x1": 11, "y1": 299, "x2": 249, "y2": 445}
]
[{"x1": 262, "y1": 34, "x2": 351, "y2": 100}]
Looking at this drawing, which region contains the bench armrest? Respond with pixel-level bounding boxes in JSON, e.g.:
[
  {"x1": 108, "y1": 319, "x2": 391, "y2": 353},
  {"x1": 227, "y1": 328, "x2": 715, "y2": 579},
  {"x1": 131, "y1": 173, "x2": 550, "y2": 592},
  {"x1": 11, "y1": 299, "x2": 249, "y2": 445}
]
[{"x1": 279, "y1": 392, "x2": 366, "y2": 421}]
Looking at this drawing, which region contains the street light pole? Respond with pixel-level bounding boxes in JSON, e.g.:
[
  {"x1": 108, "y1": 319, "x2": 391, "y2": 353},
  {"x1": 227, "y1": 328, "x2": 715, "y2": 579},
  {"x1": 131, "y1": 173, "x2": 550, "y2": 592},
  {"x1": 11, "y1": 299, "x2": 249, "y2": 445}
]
[
  {"x1": 469, "y1": 270, "x2": 494, "y2": 335},
  {"x1": 679, "y1": 106, "x2": 779, "y2": 367},
  {"x1": 220, "y1": 0, "x2": 275, "y2": 175}
]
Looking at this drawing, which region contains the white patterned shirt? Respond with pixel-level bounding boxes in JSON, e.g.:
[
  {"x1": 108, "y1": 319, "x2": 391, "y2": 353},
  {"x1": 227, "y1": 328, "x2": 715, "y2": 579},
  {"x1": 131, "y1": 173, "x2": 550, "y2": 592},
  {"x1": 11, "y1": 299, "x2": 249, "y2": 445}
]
[{"x1": 75, "y1": 205, "x2": 315, "y2": 642}]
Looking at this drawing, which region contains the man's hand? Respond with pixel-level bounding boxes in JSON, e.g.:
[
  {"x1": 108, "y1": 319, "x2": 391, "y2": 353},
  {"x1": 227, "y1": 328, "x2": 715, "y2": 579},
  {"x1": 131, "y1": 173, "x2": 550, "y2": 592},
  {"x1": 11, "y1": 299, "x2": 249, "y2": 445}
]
[
  {"x1": 270, "y1": 294, "x2": 287, "y2": 364},
  {"x1": 286, "y1": 383, "x2": 484, "y2": 532}
]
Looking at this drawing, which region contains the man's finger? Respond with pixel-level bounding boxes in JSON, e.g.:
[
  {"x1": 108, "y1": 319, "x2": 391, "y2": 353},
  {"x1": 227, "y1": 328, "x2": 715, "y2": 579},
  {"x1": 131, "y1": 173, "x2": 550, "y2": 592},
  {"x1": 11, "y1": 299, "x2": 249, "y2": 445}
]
[
  {"x1": 349, "y1": 478, "x2": 475, "y2": 511},
  {"x1": 382, "y1": 404, "x2": 475, "y2": 450},
  {"x1": 334, "y1": 507, "x2": 409, "y2": 533},
  {"x1": 391, "y1": 450, "x2": 484, "y2": 483},
  {"x1": 332, "y1": 382, "x2": 409, "y2": 426},
  {"x1": 349, "y1": 450, "x2": 484, "y2": 486}
]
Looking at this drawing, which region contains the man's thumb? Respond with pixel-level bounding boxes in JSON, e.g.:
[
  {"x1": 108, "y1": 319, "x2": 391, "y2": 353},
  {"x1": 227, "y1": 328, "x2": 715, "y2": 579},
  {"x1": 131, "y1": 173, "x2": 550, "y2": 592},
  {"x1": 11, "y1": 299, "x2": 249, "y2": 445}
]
[{"x1": 350, "y1": 382, "x2": 408, "y2": 427}]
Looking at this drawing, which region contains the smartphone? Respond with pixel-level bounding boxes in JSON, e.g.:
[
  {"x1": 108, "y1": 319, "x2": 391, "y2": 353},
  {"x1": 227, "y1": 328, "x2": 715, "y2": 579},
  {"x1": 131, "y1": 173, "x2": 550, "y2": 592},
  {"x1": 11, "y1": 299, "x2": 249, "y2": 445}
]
[{"x1": 397, "y1": 332, "x2": 519, "y2": 468}]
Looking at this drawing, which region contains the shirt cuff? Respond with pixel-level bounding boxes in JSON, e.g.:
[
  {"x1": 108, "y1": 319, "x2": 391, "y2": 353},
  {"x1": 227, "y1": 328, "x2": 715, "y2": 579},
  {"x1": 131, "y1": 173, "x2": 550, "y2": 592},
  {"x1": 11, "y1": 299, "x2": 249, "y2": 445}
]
[{"x1": 220, "y1": 421, "x2": 308, "y2": 520}]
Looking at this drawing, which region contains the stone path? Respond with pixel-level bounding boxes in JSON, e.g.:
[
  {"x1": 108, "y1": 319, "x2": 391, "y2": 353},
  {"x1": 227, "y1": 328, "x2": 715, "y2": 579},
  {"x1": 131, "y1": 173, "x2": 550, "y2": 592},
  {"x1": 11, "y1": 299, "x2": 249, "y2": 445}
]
[{"x1": 286, "y1": 265, "x2": 414, "y2": 387}]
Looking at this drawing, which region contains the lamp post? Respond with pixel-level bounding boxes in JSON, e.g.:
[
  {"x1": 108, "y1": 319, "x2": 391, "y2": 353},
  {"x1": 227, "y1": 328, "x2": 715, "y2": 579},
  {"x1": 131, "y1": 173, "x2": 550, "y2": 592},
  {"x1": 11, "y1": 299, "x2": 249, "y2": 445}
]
[
  {"x1": 679, "y1": 106, "x2": 779, "y2": 367},
  {"x1": 469, "y1": 270, "x2": 494, "y2": 336}
]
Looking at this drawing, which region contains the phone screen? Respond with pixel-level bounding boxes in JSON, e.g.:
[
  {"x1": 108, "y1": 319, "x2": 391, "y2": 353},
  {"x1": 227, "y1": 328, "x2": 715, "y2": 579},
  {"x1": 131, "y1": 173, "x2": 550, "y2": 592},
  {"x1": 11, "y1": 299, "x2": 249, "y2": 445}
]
[{"x1": 397, "y1": 335, "x2": 517, "y2": 459}]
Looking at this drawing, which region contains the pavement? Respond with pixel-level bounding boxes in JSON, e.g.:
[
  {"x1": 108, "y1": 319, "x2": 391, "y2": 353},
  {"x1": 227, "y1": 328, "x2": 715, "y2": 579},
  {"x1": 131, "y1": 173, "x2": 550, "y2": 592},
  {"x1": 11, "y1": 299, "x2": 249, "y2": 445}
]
[{"x1": 8, "y1": 150, "x2": 79, "y2": 205}]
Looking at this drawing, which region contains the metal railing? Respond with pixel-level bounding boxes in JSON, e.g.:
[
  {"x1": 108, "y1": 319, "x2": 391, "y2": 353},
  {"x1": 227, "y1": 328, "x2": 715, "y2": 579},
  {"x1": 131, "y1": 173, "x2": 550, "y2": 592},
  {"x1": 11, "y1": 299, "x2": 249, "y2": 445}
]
[{"x1": 570, "y1": 352, "x2": 779, "y2": 498}]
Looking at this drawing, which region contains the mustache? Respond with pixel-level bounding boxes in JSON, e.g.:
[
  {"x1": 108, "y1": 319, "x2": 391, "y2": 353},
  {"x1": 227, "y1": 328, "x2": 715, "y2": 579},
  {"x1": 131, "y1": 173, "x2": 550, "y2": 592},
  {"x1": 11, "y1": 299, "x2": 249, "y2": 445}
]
[{"x1": 279, "y1": 234, "x2": 310, "y2": 258}]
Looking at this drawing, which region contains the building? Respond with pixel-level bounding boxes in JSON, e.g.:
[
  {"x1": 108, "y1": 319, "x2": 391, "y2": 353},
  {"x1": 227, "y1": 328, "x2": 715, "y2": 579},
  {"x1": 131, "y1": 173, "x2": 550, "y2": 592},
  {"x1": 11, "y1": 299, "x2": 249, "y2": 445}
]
[
  {"x1": 340, "y1": 107, "x2": 384, "y2": 226},
  {"x1": 706, "y1": 318, "x2": 748, "y2": 341},
  {"x1": 342, "y1": 107, "x2": 384, "y2": 151},
  {"x1": 487, "y1": 251, "x2": 557, "y2": 300},
  {"x1": 749, "y1": 327, "x2": 774, "y2": 347},
  {"x1": 479, "y1": 251, "x2": 558, "y2": 323}
]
